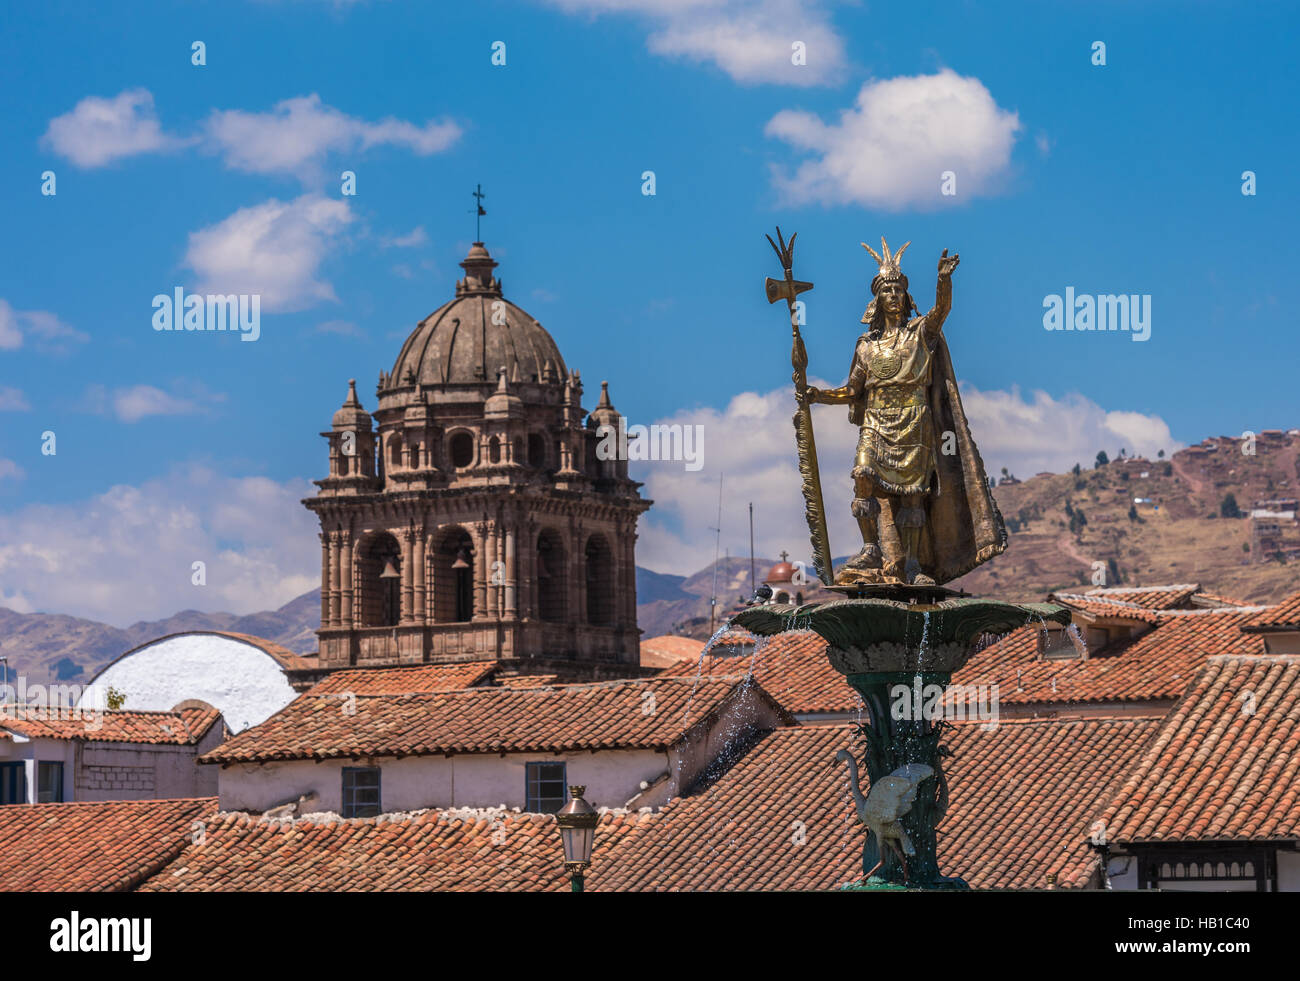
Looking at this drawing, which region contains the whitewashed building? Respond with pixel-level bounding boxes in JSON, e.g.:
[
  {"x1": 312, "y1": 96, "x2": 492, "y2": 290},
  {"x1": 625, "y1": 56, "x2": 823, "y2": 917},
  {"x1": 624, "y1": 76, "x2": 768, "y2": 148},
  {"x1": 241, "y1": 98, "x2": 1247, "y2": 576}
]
[
  {"x1": 78, "y1": 631, "x2": 310, "y2": 733},
  {"x1": 201, "y1": 675, "x2": 791, "y2": 816},
  {"x1": 0, "y1": 706, "x2": 224, "y2": 804}
]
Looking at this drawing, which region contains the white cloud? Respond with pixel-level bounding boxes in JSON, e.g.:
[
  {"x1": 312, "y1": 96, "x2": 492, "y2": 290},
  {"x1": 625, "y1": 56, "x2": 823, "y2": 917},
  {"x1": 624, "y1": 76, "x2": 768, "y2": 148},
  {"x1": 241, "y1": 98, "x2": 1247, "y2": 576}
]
[
  {"x1": 957, "y1": 385, "x2": 1181, "y2": 477},
  {"x1": 0, "y1": 459, "x2": 25, "y2": 482},
  {"x1": 204, "y1": 94, "x2": 461, "y2": 180},
  {"x1": 633, "y1": 382, "x2": 1178, "y2": 575},
  {"x1": 765, "y1": 69, "x2": 1022, "y2": 209},
  {"x1": 0, "y1": 302, "x2": 20, "y2": 350},
  {"x1": 0, "y1": 299, "x2": 89, "y2": 354},
  {"x1": 543, "y1": 0, "x2": 845, "y2": 85},
  {"x1": 81, "y1": 382, "x2": 225, "y2": 423},
  {"x1": 184, "y1": 194, "x2": 354, "y2": 311},
  {"x1": 43, "y1": 89, "x2": 458, "y2": 182},
  {"x1": 0, "y1": 467, "x2": 319, "y2": 625},
  {"x1": 381, "y1": 226, "x2": 429, "y2": 248},
  {"x1": 633, "y1": 385, "x2": 859, "y2": 574},
  {"x1": 0, "y1": 387, "x2": 31, "y2": 411},
  {"x1": 42, "y1": 89, "x2": 186, "y2": 168}
]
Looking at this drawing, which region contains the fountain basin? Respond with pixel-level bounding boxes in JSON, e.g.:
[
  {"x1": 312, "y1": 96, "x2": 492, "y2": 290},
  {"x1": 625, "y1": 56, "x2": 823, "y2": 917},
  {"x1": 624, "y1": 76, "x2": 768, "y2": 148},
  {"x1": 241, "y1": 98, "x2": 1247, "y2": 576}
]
[{"x1": 732, "y1": 596, "x2": 1070, "y2": 674}]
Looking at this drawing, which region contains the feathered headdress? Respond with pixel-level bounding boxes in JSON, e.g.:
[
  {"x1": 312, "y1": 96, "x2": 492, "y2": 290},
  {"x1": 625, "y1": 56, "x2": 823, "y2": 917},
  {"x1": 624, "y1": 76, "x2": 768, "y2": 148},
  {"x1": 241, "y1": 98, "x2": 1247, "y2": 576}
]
[
  {"x1": 862, "y1": 237, "x2": 910, "y2": 293},
  {"x1": 860, "y1": 236, "x2": 915, "y2": 325}
]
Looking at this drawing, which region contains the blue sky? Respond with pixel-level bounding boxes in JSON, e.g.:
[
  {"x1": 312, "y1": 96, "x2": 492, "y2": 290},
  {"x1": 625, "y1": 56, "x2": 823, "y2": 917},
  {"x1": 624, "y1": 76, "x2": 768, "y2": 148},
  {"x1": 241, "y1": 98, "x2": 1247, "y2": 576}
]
[{"x1": 1, "y1": 0, "x2": 1295, "y2": 623}]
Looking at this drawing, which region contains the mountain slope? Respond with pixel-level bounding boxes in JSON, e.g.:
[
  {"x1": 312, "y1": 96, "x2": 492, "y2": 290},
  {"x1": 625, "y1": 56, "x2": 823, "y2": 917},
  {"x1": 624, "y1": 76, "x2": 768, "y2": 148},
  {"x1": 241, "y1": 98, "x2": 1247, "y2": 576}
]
[
  {"x1": 0, "y1": 590, "x2": 322, "y2": 688},
  {"x1": 952, "y1": 431, "x2": 1300, "y2": 603}
]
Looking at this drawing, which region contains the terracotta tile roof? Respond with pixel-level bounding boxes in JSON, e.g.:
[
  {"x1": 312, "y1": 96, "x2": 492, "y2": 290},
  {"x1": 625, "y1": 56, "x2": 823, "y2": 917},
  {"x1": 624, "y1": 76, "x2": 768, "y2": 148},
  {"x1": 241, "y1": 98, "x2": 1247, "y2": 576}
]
[
  {"x1": 1100, "y1": 654, "x2": 1300, "y2": 844},
  {"x1": 954, "y1": 608, "x2": 1268, "y2": 706},
  {"x1": 1083, "y1": 584, "x2": 1201, "y2": 610},
  {"x1": 149, "y1": 717, "x2": 1157, "y2": 891},
  {"x1": 308, "y1": 662, "x2": 496, "y2": 695},
  {"x1": 1191, "y1": 592, "x2": 1251, "y2": 608},
  {"x1": 202, "y1": 677, "x2": 789, "y2": 764},
  {"x1": 492, "y1": 674, "x2": 560, "y2": 689},
  {"x1": 940, "y1": 717, "x2": 1160, "y2": 887},
  {"x1": 640, "y1": 635, "x2": 704, "y2": 668},
  {"x1": 660, "y1": 630, "x2": 862, "y2": 715},
  {"x1": 0, "y1": 706, "x2": 221, "y2": 744},
  {"x1": 0, "y1": 797, "x2": 217, "y2": 891},
  {"x1": 141, "y1": 807, "x2": 654, "y2": 892},
  {"x1": 596, "y1": 717, "x2": 1160, "y2": 891},
  {"x1": 667, "y1": 601, "x2": 1270, "y2": 712},
  {"x1": 1243, "y1": 591, "x2": 1300, "y2": 630},
  {"x1": 1049, "y1": 593, "x2": 1165, "y2": 624}
]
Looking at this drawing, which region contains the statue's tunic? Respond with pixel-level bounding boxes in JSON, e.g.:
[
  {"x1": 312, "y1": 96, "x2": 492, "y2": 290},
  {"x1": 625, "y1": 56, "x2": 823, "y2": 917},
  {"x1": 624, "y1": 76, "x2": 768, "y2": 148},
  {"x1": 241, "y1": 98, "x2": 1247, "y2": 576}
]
[{"x1": 847, "y1": 317, "x2": 938, "y2": 495}]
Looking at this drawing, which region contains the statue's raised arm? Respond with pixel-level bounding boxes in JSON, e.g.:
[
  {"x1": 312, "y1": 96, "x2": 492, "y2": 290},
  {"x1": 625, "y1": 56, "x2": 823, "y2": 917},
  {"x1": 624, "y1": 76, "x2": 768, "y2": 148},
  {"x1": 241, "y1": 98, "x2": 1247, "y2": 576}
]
[{"x1": 921, "y1": 249, "x2": 960, "y2": 336}]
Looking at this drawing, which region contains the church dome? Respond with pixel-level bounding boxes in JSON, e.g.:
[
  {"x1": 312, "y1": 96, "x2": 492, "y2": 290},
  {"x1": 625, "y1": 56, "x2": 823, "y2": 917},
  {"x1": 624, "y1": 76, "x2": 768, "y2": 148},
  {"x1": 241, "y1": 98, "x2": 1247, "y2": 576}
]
[
  {"x1": 386, "y1": 242, "x2": 567, "y2": 390},
  {"x1": 764, "y1": 559, "x2": 796, "y2": 584}
]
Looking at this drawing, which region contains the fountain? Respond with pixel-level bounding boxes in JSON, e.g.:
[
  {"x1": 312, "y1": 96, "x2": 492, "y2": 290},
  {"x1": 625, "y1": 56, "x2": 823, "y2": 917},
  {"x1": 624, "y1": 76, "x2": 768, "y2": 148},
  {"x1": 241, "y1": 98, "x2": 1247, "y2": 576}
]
[{"x1": 736, "y1": 230, "x2": 1070, "y2": 888}]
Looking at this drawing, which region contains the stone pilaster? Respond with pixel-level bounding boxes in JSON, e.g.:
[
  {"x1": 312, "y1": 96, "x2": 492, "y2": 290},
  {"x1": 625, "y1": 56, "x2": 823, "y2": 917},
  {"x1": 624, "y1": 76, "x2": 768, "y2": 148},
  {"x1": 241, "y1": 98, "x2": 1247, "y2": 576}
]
[
  {"x1": 327, "y1": 531, "x2": 342, "y2": 627},
  {"x1": 504, "y1": 522, "x2": 517, "y2": 619},
  {"x1": 339, "y1": 530, "x2": 354, "y2": 626},
  {"x1": 319, "y1": 533, "x2": 332, "y2": 628},
  {"x1": 473, "y1": 521, "x2": 489, "y2": 621},
  {"x1": 400, "y1": 527, "x2": 415, "y2": 624}
]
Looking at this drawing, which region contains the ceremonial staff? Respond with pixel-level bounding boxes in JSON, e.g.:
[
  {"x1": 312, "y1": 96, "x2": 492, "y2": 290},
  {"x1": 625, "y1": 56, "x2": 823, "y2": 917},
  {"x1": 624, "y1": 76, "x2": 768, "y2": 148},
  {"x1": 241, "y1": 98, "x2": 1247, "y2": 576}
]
[{"x1": 764, "y1": 227, "x2": 832, "y2": 587}]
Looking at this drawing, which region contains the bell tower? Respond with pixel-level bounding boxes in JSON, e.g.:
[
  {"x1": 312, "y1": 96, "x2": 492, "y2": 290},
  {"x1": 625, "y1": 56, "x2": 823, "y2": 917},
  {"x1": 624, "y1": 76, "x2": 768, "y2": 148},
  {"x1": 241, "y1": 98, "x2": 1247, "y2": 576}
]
[{"x1": 304, "y1": 242, "x2": 651, "y2": 679}]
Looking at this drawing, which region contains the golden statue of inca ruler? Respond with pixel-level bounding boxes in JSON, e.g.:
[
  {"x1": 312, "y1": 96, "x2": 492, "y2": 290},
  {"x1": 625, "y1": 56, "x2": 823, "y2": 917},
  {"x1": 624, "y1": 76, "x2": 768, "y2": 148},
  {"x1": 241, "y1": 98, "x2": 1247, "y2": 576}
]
[{"x1": 767, "y1": 231, "x2": 1007, "y2": 589}]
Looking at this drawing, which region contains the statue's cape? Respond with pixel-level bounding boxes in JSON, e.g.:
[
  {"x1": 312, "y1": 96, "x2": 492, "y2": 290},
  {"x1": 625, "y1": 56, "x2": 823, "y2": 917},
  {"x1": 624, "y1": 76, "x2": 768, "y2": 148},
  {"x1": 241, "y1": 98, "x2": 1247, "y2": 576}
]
[{"x1": 848, "y1": 326, "x2": 1007, "y2": 584}]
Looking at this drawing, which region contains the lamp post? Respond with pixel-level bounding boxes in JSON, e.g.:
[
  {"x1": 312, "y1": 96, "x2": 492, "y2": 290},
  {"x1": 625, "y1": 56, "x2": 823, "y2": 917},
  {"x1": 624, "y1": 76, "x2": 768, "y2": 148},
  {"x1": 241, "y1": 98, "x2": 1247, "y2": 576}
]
[{"x1": 555, "y1": 785, "x2": 598, "y2": 892}]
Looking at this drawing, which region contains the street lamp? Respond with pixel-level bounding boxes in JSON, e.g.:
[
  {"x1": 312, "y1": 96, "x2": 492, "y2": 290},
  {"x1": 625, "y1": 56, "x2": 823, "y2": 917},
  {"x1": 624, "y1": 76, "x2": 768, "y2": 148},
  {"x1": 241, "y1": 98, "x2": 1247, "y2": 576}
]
[{"x1": 555, "y1": 785, "x2": 598, "y2": 892}]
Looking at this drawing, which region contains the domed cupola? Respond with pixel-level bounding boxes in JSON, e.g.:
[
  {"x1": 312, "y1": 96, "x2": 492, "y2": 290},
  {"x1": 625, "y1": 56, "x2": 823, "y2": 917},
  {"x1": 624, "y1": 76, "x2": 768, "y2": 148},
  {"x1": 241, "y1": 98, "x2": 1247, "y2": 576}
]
[
  {"x1": 317, "y1": 379, "x2": 377, "y2": 492},
  {"x1": 586, "y1": 380, "x2": 631, "y2": 482},
  {"x1": 587, "y1": 381, "x2": 622, "y2": 432},
  {"x1": 382, "y1": 242, "x2": 567, "y2": 396},
  {"x1": 332, "y1": 378, "x2": 372, "y2": 431}
]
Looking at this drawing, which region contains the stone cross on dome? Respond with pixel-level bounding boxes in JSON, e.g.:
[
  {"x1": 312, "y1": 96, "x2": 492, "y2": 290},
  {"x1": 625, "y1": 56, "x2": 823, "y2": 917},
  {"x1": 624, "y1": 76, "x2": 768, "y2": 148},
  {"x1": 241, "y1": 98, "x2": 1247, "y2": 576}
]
[{"x1": 470, "y1": 183, "x2": 486, "y2": 241}]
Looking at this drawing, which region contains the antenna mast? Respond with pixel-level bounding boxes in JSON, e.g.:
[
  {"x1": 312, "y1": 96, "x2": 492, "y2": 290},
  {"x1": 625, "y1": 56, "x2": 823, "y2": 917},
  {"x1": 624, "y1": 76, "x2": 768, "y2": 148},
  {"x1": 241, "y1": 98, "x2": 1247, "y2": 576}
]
[
  {"x1": 749, "y1": 502, "x2": 756, "y2": 597},
  {"x1": 708, "y1": 474, "x2": 723, "y2": 636}
]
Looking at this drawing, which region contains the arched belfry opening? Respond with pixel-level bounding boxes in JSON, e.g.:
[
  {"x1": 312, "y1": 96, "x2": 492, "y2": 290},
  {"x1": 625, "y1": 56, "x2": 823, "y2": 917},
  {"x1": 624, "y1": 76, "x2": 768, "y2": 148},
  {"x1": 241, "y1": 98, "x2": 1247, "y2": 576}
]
[
  {"x1": 433, "y1": 527, "x2": 475, "y2": 624},
  {"x1": 536, "y1": 529, "x2": 566, "y2": 622},
  {"x1": 358, "y1": 533, "x2": 402, "y2": 627},
  {"x1": 585, "y1": 534, "x2": 614, "y2": 627},
  {"x1": 308, "y1": 238, "x2": 650, "y2": 673}
]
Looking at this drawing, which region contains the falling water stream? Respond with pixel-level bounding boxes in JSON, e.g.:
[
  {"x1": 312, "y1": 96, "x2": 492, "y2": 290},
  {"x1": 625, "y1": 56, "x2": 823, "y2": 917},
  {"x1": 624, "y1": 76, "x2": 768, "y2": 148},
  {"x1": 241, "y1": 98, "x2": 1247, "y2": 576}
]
[{"x1": 676, "y1": 601, "x2": 820, "y2": 859}]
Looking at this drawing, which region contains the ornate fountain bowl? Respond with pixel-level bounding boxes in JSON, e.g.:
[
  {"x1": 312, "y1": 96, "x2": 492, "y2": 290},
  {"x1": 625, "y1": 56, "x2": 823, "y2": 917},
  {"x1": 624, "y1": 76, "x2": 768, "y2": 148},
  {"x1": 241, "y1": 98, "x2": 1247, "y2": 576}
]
[{"x1": 732, "y1": 594, "x2": 1071, "y2": 674}]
